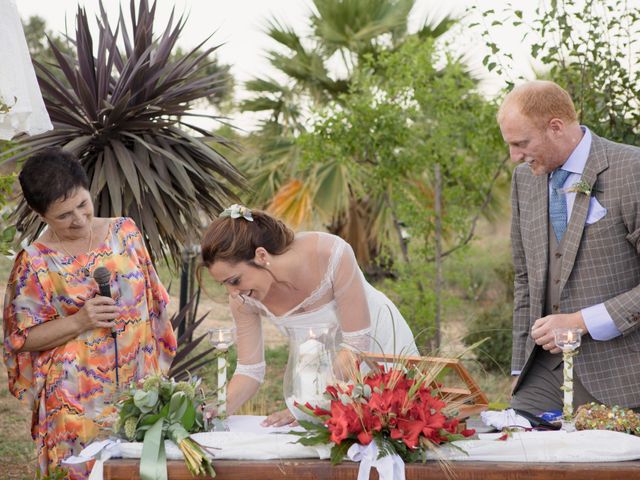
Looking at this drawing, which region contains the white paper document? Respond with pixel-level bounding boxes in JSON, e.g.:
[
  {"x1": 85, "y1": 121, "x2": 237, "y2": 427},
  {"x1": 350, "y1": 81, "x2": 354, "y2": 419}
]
[{"x1": 224, "y1": 415, "x2": 305, "y2": 434}]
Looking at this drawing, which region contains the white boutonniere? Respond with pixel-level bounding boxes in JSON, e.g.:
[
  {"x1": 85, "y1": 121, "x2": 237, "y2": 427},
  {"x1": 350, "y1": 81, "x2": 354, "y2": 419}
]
[{"x1": 564, "y1": 179, "x2": 600, "y2": 197}]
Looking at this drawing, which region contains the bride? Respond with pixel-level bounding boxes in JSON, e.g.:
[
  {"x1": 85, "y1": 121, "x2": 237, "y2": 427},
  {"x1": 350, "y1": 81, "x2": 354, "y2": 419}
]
[{"x1": 201, "y1": 205, "x2": 418, "y2": 426}]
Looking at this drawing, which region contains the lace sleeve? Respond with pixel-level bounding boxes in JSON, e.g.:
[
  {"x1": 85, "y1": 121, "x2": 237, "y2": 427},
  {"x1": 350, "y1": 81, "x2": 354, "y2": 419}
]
[
  {"x1": 341, "y1": 326, "x2": 372, "y2": 352},
  {"x1": 234, "y1": 361, "x2": 266, "y2": 383},
  {"x1": 330, "y1": 236, "x2": 371, "y2": 339}
]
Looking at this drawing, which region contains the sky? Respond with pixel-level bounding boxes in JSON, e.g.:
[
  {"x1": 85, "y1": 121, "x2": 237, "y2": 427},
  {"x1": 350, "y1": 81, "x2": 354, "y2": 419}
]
[{"x1": 14, "y1": 0, "x2": 539, "y2": 130}]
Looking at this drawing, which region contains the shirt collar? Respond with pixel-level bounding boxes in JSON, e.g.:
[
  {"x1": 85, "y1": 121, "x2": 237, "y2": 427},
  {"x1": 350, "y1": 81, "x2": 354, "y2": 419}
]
[{"x1": 561, "y1": 126, "x2": 591, "y2": 175}]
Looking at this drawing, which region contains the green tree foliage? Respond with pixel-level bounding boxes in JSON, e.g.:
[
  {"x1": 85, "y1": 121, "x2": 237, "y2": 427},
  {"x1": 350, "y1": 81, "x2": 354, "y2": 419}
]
[
  {"x1": 462, "y1": 255, "x2": 514, "y2": 373},
  {"x1": 299, "y1": 38, "x2": 508, "y2": 341},
  {"x1": 527, "y1": 0, "x2": 640, "y2": 145},
  {"x1": 239, "y1": 0, "x2": 456, "y2": 269},
  {"x1": 472, "y1": 0, "x2": 640, "y2": 144},
  {"x1": 299, "y1": 38, "x2": 506, "y2": 260}
]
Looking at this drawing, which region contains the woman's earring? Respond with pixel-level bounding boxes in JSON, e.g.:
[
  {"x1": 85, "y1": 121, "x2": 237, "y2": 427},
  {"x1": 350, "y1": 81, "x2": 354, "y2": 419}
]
[{"x1": 266, "y1": 261, "x2": 271, "y2": 267}]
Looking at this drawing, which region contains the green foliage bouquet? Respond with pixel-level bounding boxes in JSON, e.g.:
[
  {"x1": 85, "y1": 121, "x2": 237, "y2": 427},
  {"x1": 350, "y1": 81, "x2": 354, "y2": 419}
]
[{"x1": 113, "y1": 375, "x2": 215, "y2": 479}]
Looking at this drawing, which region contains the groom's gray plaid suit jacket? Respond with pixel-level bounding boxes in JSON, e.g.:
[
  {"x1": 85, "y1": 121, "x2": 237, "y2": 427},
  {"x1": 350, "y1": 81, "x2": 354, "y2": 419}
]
[{"x1": 511, "y1": 133, "x2": 640, "y2": 407}]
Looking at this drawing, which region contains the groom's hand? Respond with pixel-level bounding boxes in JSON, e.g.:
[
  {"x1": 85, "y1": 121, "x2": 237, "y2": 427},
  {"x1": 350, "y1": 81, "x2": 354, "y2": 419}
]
[{"x1": 531, "y1": 312, "x2": 586, "y2": 354}]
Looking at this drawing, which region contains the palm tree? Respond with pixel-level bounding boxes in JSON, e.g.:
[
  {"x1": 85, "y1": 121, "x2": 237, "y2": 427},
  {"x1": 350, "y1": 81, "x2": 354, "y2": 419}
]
[
  {"x1": 240, "y1": 0, "x2": 455, "y2": 270},
  {"x1": 3, "y1": 0, "x2": 244, "y2": 264}
]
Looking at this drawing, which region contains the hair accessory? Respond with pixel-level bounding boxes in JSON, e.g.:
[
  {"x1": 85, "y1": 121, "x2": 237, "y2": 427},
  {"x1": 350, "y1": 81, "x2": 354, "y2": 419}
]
[{"x1": 220, "y1": 204, "x2": 253, "y2": 222}]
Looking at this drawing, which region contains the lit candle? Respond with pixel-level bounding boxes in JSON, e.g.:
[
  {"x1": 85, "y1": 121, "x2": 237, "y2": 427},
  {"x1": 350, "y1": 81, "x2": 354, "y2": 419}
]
[
  {"x1": 297, "y1": 337, "x2": 324, "y2": 396},
  {"x1": 553, "y1": 328, "x2": 582, "y2": 431},
  {"x1": 209, "y1": 327, "x2": 235, "y2": 416},
  {"x1": 217, "y1": 330, "x2": 228, "y2": 351},
  {"x1": 285, "y1": 336, "x2": 330, "y2": 422}
]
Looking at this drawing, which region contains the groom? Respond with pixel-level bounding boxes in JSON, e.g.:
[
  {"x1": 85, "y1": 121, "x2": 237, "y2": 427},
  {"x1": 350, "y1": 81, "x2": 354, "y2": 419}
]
[{"x1": 499, "y1": 80, "x2": 640, "y2": 414}]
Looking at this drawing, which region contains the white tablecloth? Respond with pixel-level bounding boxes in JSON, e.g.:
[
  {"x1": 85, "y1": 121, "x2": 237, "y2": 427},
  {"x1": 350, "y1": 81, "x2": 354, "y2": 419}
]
[
  {"x1": 429, "y1": 430, "x2": 640, "y2": 462},
  {"x1": 68, "y1": 417, "x2": 640, "y2": 480}
]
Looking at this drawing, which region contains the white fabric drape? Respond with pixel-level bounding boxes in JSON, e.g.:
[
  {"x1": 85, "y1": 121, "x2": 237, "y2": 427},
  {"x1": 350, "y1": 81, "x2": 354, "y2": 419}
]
[{"x1": 0, "y1": 0, "x2": 52, "y2": 139}]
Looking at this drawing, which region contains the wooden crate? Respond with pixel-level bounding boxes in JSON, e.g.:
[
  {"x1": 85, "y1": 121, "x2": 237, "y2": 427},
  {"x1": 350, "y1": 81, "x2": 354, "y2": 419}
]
[{"x1": 360, "y1": 353, "x2": 489, "y2": 419}]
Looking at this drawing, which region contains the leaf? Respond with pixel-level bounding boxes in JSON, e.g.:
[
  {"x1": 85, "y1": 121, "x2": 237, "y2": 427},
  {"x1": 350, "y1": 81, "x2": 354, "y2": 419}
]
[
  {"x1": 180, "y1": 404, "x2": 196, "y2": 431},
  {"x1": 330, "y1": 440, "x2": 355, "y2": 465},
  {"x1": 111, "y1": 139, "x2": 142, "y2": 206},
  {"x1": 133, "y1": 389, "x2": 159, "y2": 413},
  {"x1": 167, "y1": 391, "x2": 189, "y2": 422}
]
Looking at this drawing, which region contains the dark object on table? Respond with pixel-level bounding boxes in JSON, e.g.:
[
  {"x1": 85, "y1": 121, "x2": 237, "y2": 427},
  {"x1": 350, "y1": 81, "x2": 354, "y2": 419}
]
[{"x1": 513, "y1": 408, "x2": 561, "y2": 430}]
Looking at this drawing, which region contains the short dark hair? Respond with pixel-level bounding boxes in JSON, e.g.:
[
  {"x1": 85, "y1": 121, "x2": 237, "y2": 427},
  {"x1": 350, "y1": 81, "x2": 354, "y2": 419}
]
[{"x1": 19, "y1": 148, "x2": 90, "y2": 215}]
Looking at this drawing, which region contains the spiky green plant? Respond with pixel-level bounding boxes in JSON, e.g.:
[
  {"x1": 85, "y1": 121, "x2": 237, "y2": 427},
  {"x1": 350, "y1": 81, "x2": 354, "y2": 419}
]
[
  {"x1": 4, "y1": 0, "x2": 244, "y2": 264},
  {"x1": 169, "y1": 295, "x2": 217, "y2": 381}
]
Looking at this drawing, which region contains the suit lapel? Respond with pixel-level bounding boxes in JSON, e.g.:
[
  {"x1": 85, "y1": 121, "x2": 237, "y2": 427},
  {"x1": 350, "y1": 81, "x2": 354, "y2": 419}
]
[
  {"x1": 559, "y1": 134, "x2": 609, "y2": 293},
  {"x1": 531, "y1": 174, "x2": 549, "y2": 290}
]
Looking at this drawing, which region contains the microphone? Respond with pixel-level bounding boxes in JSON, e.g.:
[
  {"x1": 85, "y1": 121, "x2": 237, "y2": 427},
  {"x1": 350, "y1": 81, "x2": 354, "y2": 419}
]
[
  {"x1": 93, "y1": 266, "x2": 111, "y2": 298},
  {"x1": 93, "y1": 266, "x2": 120, "y2": 389}
]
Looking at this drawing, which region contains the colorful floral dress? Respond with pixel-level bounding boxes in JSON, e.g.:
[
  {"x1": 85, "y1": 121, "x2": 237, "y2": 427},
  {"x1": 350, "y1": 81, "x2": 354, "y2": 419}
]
[{"x1": 3, "y1": 217, "x2": 176, "y2": 479}]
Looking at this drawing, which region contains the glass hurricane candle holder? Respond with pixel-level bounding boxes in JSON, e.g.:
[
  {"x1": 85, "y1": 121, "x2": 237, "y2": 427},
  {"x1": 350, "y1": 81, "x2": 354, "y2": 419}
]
[
  {"x1": 283, "y1": 324, "x2": 338, "y2": 423},
  {"x1": 553, "y1": 327, "x2": 583, "y2": 431},
  {"x1": 208, "y1": 327, "x2": 236, "y2": 416},
  {"x1": 554, "y1": 327, "x2": 582, "y2": 351},
  {"x1": 208, "y1": 326, "x2": 236, "y2": 352}
]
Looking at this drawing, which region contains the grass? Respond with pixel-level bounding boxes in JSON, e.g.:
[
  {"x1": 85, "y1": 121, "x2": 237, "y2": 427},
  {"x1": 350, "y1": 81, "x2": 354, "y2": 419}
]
[
  {"x1": 0, "y1": 361, "x2": 37, "y2": 480},
  {"x1": 192, "y1": 343, "x2": 290, "y2": 415}
]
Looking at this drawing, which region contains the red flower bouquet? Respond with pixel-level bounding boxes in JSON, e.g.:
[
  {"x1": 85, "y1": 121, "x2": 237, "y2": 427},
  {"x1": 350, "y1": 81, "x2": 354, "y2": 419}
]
[{"x1": 294, "y1": 363, "x2": 476, "y2": 464}]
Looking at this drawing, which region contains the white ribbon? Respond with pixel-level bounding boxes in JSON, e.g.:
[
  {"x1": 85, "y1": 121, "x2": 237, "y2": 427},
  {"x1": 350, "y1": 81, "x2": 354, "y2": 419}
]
[
  {"x1": 62, "y1": 439, "x2": 122, "y2": 480},
  {"x1": 347, "y1": 442, "x2": 405, "y2": 480}
]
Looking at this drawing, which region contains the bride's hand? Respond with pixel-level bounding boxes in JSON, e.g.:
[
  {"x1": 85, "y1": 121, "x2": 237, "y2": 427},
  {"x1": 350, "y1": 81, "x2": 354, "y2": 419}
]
[
  {"x1": 202, "y1": 404, "x2": 218, "y2": 423},
  {"x1": 261, "y1": 409, "x2": 298, "y2": 427}
]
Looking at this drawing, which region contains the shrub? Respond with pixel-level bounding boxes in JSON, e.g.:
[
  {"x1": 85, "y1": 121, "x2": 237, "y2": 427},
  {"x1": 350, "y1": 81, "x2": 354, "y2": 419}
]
[{"x1": 464, "y1": 302, "x2": 512, "y2": 374}]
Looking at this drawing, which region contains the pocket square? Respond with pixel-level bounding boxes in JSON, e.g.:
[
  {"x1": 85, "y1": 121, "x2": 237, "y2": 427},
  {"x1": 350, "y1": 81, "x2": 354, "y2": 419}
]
[{"x1": 586, "y1": 197, "x2": 607, "y2": 225}]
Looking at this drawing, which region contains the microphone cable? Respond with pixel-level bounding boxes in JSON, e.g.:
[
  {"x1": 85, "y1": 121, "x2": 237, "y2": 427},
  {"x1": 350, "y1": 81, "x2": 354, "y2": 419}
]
[{"x1": 93, "y1": 267, "x2": 120, "y2": 390}]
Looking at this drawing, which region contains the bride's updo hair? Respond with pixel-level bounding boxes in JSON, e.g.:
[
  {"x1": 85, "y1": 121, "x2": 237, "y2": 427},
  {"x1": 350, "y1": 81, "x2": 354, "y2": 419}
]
[{"x1": 201, "y1": 208, "x2": 294, "y2": 268}]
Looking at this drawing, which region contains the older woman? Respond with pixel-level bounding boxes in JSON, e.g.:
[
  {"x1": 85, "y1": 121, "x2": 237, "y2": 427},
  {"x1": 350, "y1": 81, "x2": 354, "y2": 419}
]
[
  {"x1": 2, "y1": 148, "x2": 176, "y2": 479},
  {"x1": 201, "y1": 205, "x2": 418, "y2": 426}
]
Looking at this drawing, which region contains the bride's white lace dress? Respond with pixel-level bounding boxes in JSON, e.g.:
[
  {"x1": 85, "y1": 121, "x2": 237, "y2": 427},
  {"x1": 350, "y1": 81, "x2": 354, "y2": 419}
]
[{"x1": 231, "y1": 232, "x2": 418, "y2": 381}]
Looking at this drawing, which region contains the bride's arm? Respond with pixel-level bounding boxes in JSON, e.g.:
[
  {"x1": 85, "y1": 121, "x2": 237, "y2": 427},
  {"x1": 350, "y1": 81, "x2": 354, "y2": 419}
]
[
  {"x1": 225, "y1": 296, "x2": 265, "y2": 415},
  {"x1": 332, "y1": 238, "x2": 372, "y2": 348}
]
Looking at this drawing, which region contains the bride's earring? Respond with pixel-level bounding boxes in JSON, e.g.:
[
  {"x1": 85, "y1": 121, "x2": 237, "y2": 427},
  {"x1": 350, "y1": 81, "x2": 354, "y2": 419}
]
[{"x1": 266, "y1": 261, "x2": 271, "y2": 267}]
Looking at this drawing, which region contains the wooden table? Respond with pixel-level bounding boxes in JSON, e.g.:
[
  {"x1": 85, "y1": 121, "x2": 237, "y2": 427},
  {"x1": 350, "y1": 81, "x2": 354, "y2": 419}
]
[{"x1": 104, "y1": 458, "x2": 640, "y2": 479}]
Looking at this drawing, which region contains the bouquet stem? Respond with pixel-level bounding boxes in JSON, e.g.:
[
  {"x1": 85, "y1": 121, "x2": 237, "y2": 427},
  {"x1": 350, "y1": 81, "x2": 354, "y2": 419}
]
[{"x1": 178, "y1": 438, "x2": 216, "y2": 477}]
